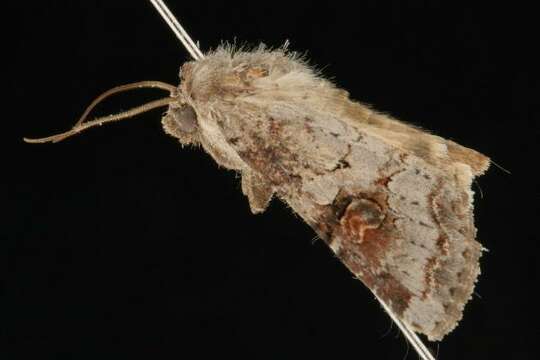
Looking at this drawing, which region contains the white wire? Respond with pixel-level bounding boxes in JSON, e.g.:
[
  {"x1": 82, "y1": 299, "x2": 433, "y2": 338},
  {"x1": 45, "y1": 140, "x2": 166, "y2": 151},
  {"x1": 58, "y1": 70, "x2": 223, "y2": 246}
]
[
  {"x1": 148, "y1": 0, "x2": 205, "y2": 60},
  {"x1": 374, "y1": 293, "x2": 436, "y2": 360}
]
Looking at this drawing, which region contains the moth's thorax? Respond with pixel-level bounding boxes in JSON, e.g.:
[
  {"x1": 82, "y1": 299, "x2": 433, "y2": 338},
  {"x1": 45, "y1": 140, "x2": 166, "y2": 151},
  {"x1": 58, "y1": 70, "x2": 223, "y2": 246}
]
[
  {"x1": 179, "y1": 47, "x2": 318, "y2": 102},
  {"x1": 162, "y1": 48, "x2": 317, "y2": 171}
]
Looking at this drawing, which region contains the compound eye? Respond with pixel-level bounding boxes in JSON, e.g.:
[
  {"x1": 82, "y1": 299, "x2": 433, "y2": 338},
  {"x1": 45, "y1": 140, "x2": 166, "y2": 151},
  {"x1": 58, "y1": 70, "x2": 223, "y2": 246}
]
[{"x1": 171, "y1": 105, "x2": 198, "y2": 133}]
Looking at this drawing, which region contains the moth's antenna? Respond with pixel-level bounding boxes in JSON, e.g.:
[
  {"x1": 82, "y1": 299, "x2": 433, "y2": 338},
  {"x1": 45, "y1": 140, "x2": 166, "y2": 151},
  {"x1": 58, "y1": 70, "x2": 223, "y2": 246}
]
[
  {"x1": 374, "y1": 294, "x2": 436, "y2": 360},
  {"x1": 71, "y1": 81, "x2": 177, "y2": 128},
  {"x1": 23, "y1": 81, "x2": 177, "y2": 143},
  {"x1": 149, "y1": 0, "x2": 205, "y2": 60}
]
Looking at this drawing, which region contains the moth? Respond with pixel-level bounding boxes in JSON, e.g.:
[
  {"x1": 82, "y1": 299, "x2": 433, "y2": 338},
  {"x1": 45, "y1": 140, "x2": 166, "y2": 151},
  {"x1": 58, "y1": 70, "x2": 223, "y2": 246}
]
[{"x1": 25, "y1": 1, "x2": 490, "y2": 359}]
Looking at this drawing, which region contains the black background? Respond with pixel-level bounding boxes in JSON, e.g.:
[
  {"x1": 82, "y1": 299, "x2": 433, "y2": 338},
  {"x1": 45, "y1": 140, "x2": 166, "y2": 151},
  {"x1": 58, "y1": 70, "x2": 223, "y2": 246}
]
[{"x1": 4, "y1": 1, "x2": 538, "y2": 359}]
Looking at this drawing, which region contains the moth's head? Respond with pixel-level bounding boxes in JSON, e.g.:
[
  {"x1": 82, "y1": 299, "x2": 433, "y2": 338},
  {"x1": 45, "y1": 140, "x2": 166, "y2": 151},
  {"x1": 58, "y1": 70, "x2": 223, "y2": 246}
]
[{"x1": 161, "y1": 95, "x2": 200, "y2": 145}]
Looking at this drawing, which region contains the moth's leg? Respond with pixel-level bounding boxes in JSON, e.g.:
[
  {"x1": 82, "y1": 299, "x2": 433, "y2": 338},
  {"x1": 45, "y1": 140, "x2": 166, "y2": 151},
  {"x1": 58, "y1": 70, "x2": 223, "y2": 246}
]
[{"x1": 241, "y1": 171, "x2": 274, "y2": 214}]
